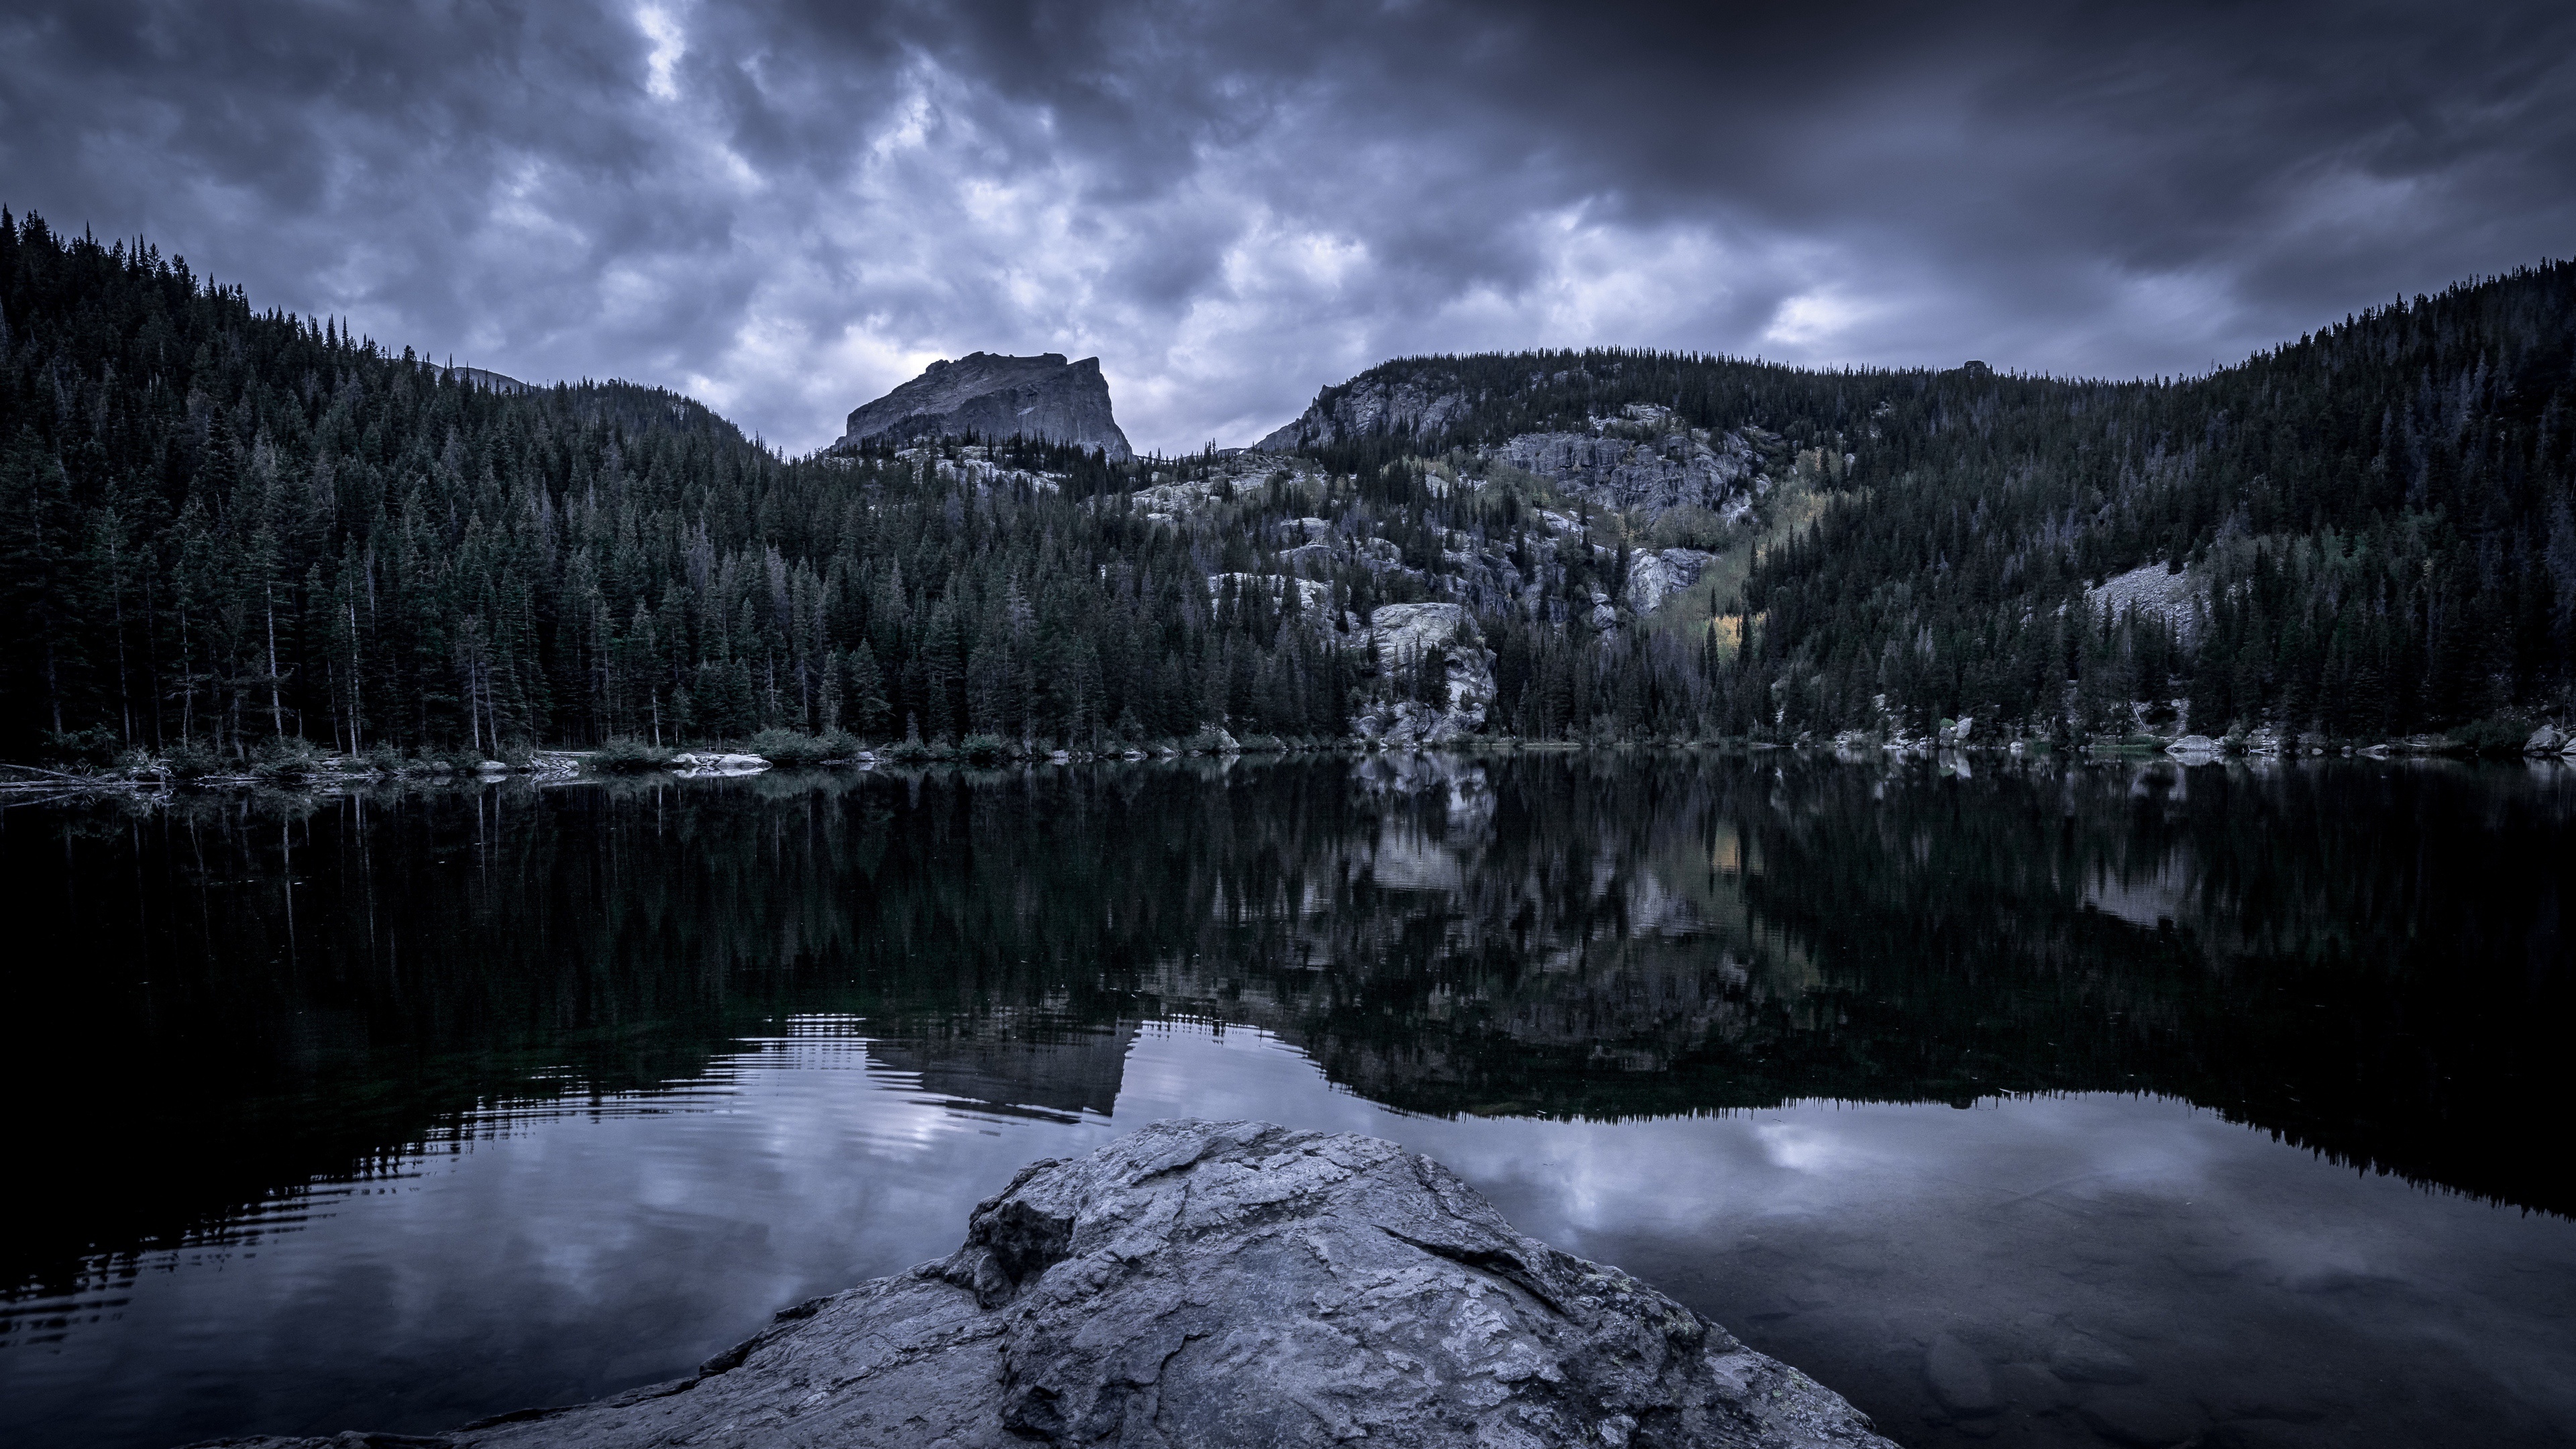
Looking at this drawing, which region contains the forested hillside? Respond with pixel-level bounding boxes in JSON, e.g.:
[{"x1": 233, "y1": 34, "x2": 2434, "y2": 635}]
[
  {"x1": 1276, "y1": 265, "x2": 2576, "y2": 741},
  {"x1": 0, "y1": 213, "x2": 1364, "y2": 763},
  {"x1": 3, "y1": 206, "x2": 2571, "y2": 763}
]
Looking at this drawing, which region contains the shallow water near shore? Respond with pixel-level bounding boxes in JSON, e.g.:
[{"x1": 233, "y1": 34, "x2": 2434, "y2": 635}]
[{"x1": 1, "y1": 753, "x2": 2569, "y2": 1448}]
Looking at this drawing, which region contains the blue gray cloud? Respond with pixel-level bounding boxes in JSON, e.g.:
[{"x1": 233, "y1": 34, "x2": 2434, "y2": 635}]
[{"x1": 5, "y1": 0, "x2": 2569, "y2": 454}]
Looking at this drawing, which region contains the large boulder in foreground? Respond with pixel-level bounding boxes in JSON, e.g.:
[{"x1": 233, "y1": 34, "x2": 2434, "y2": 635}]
[
  {"x1": 836, "y1": 351, "x2": 1134, "y2": 460},
  {"x1": 205, "y1": 1120, "x2": 1893, "y2": 1448}
]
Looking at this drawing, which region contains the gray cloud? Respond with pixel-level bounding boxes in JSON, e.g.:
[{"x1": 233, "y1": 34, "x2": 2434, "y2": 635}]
[{"x1": 5, "y1": 0, "x2": 2569, "y2": 453}]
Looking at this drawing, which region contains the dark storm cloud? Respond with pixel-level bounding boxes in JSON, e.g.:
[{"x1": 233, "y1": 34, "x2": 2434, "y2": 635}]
[{"x1": 5, "y1": 1, "x2": 2569, "y2": 452}]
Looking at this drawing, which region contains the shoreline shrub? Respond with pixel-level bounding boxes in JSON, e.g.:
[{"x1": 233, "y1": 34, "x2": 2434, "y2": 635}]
[
  {"x1": 590, "y1": 737, "x2": 674, "y2": 771},
  {"x1": 749, "y1": 729, "x2": 830, "y2": 767}
]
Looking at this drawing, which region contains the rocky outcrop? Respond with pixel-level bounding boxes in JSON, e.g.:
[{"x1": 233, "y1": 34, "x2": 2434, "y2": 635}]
[
  {"x1": 204, "y1": 1120, "x2": 1893, "y2": 1449},
  {"x1": 1497, "y1": 429, "x2": 1756, "y2": 521},
  {"x1": 669, "y1": 752, "x2": 770, "y2": 777},
  {"x1": 1351, "y1": 603, "x2": 1497, "y2": 747},
  {"x1": 1256, "y1": 369, "x2": 1473, "y2": 452},
  {"x1": 2085, "y1": 562, "x2": 2203, "y2": 645},
  {"x1": 838, "y1": 353, "x2": 1133, "y2": 460},
  {"x1": 1623, "y1": 548, "x2": 1719, "y2": 614},
  {"x1": 1258, "y1": 378, "x2": 1763, "y2": 527}
]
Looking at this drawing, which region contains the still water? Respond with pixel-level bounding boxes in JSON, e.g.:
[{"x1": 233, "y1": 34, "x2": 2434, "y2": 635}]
[{"x1": 1, "y1": 754, "x2": 2569, "y2": 1449}]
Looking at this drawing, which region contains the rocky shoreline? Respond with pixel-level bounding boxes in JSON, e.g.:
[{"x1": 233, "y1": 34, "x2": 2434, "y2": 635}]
[
  {"x1": 188, "y1": 1121, "x2": 1895, "y2": 1449},
  {"x1": 9, "y1": 715, "x2": 2571, "y2": 802}
]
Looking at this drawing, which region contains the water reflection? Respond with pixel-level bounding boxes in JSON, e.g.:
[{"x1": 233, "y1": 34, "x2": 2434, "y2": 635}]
[{"x1": 1, "y1": 754, "x2": 2569, "y2": 1448}]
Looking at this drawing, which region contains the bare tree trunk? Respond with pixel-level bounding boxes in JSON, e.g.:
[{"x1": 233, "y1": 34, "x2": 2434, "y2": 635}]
[
  {"x1": 110, "y1": 538, "x2": 133, "y2": 745},
  {"x1": 144, "y1": 572, "x2": 164, "y2": 750},
  {"x1": 347, "y1": 596, "x2": 364, "y2": 755},
  {"x1": 177, "y1": 608, "x2": 193, "y2": 743},
  {"x1": 265, "y1": 584, "x2": 286, "y2": 738}
]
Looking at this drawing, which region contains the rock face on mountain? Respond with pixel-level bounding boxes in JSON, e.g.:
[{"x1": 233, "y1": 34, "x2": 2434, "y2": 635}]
[
  {"x1": 1624, "y1": 548, "x2": 1720, "y2": 614},
  {"x1": 203, "y1": 1120, "x2": 1894, "y2": 1449},
  {"x1": 837, "y1": 352, "x2": 1133, "y2": 460},
  {"x1": 1352, "y1": 602, "x2": 1497, "y2": 747},
  {"x1": 1256, "y1": 368, "x2": 1477, "y2": 452},
  {"x1": 1259, "y1": 369, "x2": 1765, "y2": 525},
  {"x1": 1497, "y1": 426, "x2": 1757, "y2": 520}
]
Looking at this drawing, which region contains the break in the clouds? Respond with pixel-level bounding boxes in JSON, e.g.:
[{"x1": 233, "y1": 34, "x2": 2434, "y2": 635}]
[{"x1": 5, "y1": 1, "x2": 2571, "y2": 455}]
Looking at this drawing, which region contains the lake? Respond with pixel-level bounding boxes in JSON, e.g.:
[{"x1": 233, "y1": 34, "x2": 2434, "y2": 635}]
[{"x1": 1, "y1": 753, "x2": 2570, "y2": 1449}]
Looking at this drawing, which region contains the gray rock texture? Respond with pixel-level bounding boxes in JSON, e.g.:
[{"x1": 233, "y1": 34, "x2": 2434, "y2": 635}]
[
  {"x1": 1255, "y1": 371, "x2": 1474, "y2": 452},
  {"x1": 199, "y1": 1120, "x2": 1893, "y2": 1449},
  {"x1": 839, "y1": 352, "x2": 1132, "y2": 460},
  {"x1": 2084, "y1": 562, "x2": 2204, "y2": 645},
  {"x1": 1623, "y1": 548, "x2": 1719, "y2": 615},
  {"x1": 1254, "y1": 370, "x2": 1767, "y2": 527},
  {"x1": 1350, "y1": 604, "x2": 1498, "y2": 747},
  {"x1": 1495, "y1": 430, "x2": 1756, "y2": 521}
]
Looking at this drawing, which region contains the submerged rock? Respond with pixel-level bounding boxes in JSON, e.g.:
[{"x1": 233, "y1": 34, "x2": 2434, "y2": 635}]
[
  {"x1": 1923, "y1": 1333, "x2": 1999, "y2": 1416},
  {"x1": 201, "y1": 1120, "x2": 1894, "y2": 1448}
]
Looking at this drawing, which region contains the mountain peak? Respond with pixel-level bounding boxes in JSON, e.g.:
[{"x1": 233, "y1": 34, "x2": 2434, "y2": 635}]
[{"x1": 837, "y1": 352, "x2": 1132, "y2": 460}]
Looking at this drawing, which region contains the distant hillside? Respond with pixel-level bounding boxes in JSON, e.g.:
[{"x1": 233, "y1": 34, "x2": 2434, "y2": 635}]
[{"x1": 1259, "y1": 268, "x2": 2576, "y2": 740}]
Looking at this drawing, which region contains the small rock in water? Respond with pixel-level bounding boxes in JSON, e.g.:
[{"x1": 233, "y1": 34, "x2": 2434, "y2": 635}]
[
  {"x1": 669, "y1": 751, "x2": 771, "y2": 777},
  {"x1": 1923, "y1": 1333, "x2": 2000, "y2": 1415},
  {"x1": 197, "y1": 1120, "x2": 1898, "y2": 1449}
]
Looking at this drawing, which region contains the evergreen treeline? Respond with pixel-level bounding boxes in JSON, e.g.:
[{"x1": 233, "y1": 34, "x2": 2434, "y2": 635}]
[
  {"x1": 5, "y1": 203, "x2": 2572, "y2": 759},
  {"x1": 0, "y1": 213, "x2": 1396, "y2": 763}
]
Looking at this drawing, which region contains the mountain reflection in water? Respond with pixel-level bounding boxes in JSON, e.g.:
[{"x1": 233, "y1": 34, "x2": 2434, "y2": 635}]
[{"x1": 1, "y1": 753, "x2": 2569, "y2": 1449}]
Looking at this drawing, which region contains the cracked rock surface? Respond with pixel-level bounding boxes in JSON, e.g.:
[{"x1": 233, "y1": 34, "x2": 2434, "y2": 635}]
[{"x1": 195, "y1": 1120, "x2": 1894, "y2": 1448}]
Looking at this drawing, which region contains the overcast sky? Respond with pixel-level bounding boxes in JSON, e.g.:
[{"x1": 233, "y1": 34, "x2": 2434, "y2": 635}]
[{"x1": 5, "y1": 1, "x2": 2571, "y2": 455}]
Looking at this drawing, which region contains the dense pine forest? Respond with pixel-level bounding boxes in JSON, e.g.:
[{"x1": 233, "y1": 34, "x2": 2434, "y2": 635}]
[
  {"x1": 3, "y1": 208, "x2": 2571, "y2": 763},
  {"x1": 0, "y1": 213, "x2": 1373, "y2": 766}
]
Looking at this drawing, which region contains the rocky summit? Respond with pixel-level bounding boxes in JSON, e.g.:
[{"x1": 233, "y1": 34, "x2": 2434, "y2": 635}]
[
  {"x1": 200, "y1": 1120, "x2": 1894, "y2": 1449},
  {"x1": 837, "y1": 351, "x2": 1133, "y2": 460}
]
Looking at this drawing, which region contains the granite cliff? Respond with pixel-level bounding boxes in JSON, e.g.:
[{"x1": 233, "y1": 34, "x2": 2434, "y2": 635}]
[
  {"x1": 837, "y1": 352, "x2": 1134, "y2": 460},
  {"x1": 1258, "y1": 366, "x2": 1773, "y2": 525}
]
